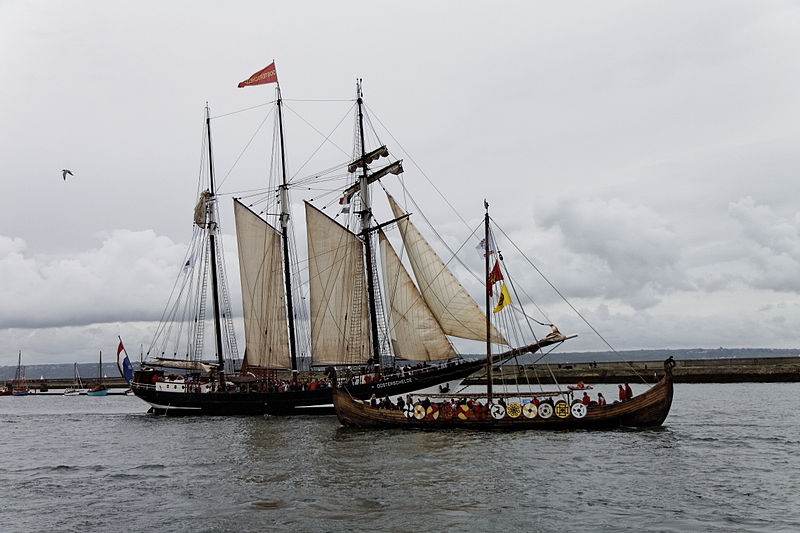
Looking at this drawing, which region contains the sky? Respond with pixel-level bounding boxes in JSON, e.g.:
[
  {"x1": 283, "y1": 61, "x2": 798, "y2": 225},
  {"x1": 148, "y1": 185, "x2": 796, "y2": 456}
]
[{"x1": 2, "y1": 1, "x2": 800, "y2": 366}]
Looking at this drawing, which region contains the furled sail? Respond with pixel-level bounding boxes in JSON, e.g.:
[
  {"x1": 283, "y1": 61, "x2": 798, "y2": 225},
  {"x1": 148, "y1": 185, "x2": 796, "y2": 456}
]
[
  {"x1": 305, "y1": 202, "x2": 370, "y2": 365},
  {"x1": 234, "y1": 200, "x2": 290, "y2": 369},
  {"x1": 386, "y1": 193, "x2": 507, "y2": 345},
  {"x1": 379, "y1": 230, "x2": 458, "y2": 361}
]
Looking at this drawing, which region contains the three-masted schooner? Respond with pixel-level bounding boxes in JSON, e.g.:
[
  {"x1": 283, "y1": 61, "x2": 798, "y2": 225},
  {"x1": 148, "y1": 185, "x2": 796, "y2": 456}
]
[{"x1": 130, "y1": 71, "x2": 518, "y2": 415}]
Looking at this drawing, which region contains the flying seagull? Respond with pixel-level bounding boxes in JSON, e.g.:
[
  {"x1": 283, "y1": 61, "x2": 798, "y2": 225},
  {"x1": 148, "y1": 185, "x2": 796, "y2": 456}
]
[{"x1": 62, "y1": 169, "x2": 73, "y2": 180}]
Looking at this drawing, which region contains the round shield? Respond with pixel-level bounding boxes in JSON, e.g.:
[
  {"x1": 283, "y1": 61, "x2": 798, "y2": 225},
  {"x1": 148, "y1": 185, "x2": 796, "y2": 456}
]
[
  {"x1": 457, "y1": 404, "x2": 471, "y2": 420},
  {"x1": 440, "y1": 403, "x2": 454, "y2": 420},
  {"x1": 571, "y1": 402, "x2": 587, "y2": 419},
  {"x1": 554, "y1": 401, "x2": 571, "y2": 418},
  {"x1": 538, "y1": 402, "x2": 553, "y2": 419},
  {"x1": 490, "y1": 403, "x2": 506, "y2": 419},
  {"x1": 506, "y1": 402, "x2": 522, "y2": 418},
  {"x1": 426, "y1": 405, "x2": 440, "y2": 420},
  {"x1": 473, "y1": 403, "x2": 488, "y2": 420},
  {"x1": 522, "y1": 402, "x2": 538, "y2": 419},
  {"x1": 413, "y1": 404, "x2": 426, "y2": 419},
  {"x1": 403, "y1": 404, "x2": 415, "y2": 418}
]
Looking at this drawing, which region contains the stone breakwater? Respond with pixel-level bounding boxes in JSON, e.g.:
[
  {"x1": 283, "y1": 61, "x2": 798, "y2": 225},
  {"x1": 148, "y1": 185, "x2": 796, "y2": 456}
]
[{"x1": 464, "y1": 356, "x2": 800, "y2": 384}]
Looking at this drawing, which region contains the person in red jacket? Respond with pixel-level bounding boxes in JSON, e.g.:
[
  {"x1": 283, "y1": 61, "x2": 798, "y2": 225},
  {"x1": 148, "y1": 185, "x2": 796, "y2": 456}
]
[
  {"x1": 625, "y1": 383, "x2": 633, "y2": 399},
  {"x1": 582, "y1": 392, "x2": 591, "y2": 406},
  {"x1": 618, "y1": 384, "x2": 626, "y2": 401}
]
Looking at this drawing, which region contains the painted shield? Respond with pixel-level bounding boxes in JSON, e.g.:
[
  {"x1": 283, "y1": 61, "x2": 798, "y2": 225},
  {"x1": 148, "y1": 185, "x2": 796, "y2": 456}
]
[
  {"x1": 413, "y1": 404, "x2": 426, "y2": 420},
  {"x1": 522, "y1": 403, "x2": 538, "y2": 419},
  {"x1": 440, "y1": 403, "x2": 455, "y2": 419},
  {"x1": 456, "y1": 404, "x2": 471, "y2": 420},
  {"x1": 538, "y1": 403, "x2": 553, "y2": 419},
  {"x1": 554, "y1": 401, "x2": 571, "y2": 418},
  {"x1": 506, "y1": 402, "x2": 522, "y2": 418},
  {"x1": 473, "y1": 403, "x2": 488, "y2": 420},
  {"x1": 571, "y1": 402, "x2": 587, "y2": 419},
  {"x1": 403, "y1": 404, "x2": 415, "y2": 418},
  {"x1": 490, "y1": 403, "x2": 506, "y2": 419},
  {"x1": 426, "y1": 405, "x2": 440, "y2": 420}
]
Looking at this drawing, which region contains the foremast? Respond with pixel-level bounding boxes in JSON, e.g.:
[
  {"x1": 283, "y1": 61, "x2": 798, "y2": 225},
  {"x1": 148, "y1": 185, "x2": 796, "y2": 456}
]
[{"x1": 205, "y1": 104, "x2": 226, "y2": 388}]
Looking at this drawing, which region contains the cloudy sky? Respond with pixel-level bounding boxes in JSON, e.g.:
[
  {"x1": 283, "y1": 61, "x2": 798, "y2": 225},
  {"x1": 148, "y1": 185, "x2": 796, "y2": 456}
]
[{"x1": 2, "y1": 1, "x2": 800, "y2": 366}]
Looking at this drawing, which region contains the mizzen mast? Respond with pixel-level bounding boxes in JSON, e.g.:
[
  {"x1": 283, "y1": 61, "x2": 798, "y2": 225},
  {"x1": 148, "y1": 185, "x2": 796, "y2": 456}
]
[{"x1": 355, "y1": 80, "x2": 383, "y2": 364}]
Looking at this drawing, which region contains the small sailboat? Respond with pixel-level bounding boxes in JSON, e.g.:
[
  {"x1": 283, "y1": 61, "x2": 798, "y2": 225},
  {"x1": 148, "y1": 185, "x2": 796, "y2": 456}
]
[
  {"x1": 63, "y1": 363, "x2": 85, "y2": 396},
  {"x1": 87, "y1": 351, "x2": 108, "y2": 396},
  {"x1": 331, "y1": 202, "x2": 676, "y2": 430},
  {"x1": 11, "y1": 351, "x2": 29, "y2": 396}
]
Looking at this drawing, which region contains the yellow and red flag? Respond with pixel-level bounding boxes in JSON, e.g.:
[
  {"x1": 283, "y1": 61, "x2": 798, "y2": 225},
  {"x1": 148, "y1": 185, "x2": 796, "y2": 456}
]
[
  {"x1": 238, "y1": 62, "x2": 278, "y2": 88},
  {"x1": 493, "y1": 282, "x2": 511, "y2": 313}
]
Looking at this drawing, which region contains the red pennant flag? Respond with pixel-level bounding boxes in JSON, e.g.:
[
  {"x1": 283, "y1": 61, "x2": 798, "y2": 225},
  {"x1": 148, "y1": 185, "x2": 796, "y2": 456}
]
[
  {"x1": 487, "y1": 260, "x2": 503, "y2": 296},
  {"x1": 238, "y1": 62, "x2": 278, "y2": 88}
]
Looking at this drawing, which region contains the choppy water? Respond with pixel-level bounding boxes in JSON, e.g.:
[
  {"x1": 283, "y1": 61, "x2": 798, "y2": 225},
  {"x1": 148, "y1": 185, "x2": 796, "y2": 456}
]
[{"x1": 1, "y1": 383, "x2": 798, "y2": 533}]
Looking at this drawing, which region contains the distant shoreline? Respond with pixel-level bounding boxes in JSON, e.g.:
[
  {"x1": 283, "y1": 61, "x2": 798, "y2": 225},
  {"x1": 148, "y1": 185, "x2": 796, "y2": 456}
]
[{"x1": 4, "y1": 355, "x2": 799, "y2": 388}]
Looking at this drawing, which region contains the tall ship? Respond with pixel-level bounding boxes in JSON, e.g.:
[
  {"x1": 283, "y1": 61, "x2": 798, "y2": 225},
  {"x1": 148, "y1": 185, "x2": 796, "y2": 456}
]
[{"x1": 130, "y1": 67, "x2": 551, "y2": 415}]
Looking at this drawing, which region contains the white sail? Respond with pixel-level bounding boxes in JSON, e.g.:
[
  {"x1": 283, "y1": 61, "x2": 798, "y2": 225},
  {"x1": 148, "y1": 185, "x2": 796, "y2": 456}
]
[
  {"x1": 380, "y1": 231, "x2": 458, "y2": 361},
  {"x1": 306, "y1": 202, "x2": 370, "y2": 365},
  {"x1": 234, "y1": 200, "x2": 291, "y2": 369},
  {"x1": 386, "y1": 193, "x2": 507, "y2": 345}
]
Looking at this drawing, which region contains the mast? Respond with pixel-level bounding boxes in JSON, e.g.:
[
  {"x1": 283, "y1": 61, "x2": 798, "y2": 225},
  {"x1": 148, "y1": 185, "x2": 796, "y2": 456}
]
[
  {"x1": 276, "y1": 84, "x2": 299, "y2": 375},
  {"x1": 484, "y1": 201, "x2": 493, "y2": 403},
  {"x1": 205, "y1": 104, "x2": 226, "y2": 385},
  {"x1": 356, "y1": 80, "x2": 382, "y2": 364}
]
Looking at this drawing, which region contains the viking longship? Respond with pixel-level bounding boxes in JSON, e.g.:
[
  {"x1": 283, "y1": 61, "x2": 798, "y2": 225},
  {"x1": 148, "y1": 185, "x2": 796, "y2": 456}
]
[{"x1": 330, "y1": 202, "x2": 676, "y2": 430}]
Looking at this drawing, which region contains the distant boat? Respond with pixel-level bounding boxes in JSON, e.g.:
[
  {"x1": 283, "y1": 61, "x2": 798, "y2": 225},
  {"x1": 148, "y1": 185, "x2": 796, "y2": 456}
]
[
  {"x1": 64, "y1": 363, "x2": 85, "y2": 396},
  {"x1": 11, "y1": 351, "x2": 28, "y2": 396},
  {"x1": 86, "y1": 351, "x2": 108, "y2": 397}
]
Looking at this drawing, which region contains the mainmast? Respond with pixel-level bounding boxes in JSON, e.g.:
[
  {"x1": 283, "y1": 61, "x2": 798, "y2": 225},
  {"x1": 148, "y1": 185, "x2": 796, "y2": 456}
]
[
  {"x1": 276, "y1": 84, "x2": 299, "y2": 375},
  {"x1": 205, "y1": 104, "x2": 226, "y2": 386},
  {"x1": 484, "y1": 201, "x2": 493, "y2": 403},
  {"x1": 355, "y1": 80, "x2": 382, "y2": 364}
]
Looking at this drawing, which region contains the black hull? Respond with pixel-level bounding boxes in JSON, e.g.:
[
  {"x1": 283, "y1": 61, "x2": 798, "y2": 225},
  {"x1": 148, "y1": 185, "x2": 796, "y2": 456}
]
[{"x1": 131, "y1": 358, "x2": 487, "y2": 416}]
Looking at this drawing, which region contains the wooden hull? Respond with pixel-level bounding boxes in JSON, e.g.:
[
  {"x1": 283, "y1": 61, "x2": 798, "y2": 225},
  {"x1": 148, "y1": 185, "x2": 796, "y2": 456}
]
[
  {"x1": 130, "y1": 358, "x2": 488, "y2": 416},
  {"x1": 333, "y1": 358, "x2": 675, "y2": 430}
]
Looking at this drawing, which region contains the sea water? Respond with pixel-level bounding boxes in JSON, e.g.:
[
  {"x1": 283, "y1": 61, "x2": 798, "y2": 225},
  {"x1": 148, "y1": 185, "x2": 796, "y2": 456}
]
[{"x1": 0, "y1": 383, "x2": 798, "y2": 532}]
